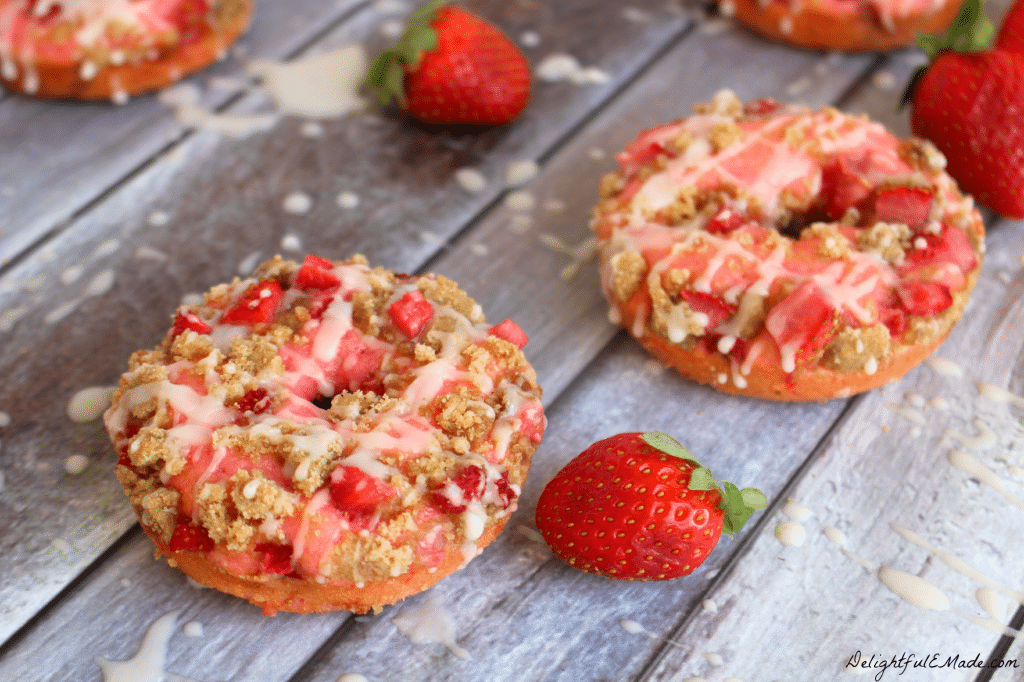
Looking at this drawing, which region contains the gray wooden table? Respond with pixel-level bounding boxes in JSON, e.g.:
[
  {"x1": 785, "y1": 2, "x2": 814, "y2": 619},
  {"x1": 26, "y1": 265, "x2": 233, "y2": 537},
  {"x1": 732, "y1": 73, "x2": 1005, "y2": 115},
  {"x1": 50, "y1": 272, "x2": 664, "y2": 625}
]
[{"x1": 2, "y1": 1, "x2": 1023, "y2": 681}]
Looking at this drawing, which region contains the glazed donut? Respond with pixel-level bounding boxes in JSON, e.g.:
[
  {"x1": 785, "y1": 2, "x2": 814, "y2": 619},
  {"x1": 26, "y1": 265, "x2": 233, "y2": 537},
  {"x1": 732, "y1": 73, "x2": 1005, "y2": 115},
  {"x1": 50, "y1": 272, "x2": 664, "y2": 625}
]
[
  {"x1": 104, "y1": 255, "x2": 546, "y2": 615},
  {"x1": 721, "y1": 0, "x2": 963, "y2": 52},
  {"x1": 593, "y1": 91, "x2": 984, "y2": 402},
  {"x1": 0, "y1": 0, "x2": 253, "y2": 101}
]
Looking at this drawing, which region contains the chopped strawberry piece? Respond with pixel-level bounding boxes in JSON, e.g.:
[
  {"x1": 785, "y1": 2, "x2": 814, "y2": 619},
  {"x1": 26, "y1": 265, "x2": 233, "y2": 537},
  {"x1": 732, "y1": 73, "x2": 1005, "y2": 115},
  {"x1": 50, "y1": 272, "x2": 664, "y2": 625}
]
[
  {"x1": 172, "y1": 310, "x2": 212, "y2": 336},
  {"x1": 519, "y1": 403, "x2": 546, "y2": 444},
  {"x1": 295, "y1": 255, "x2": 341, "y2": 290},
  {"x1": 25, "y1": 0, "x2": 61, "y2": 23},
  {"x1": 744, "y1": 98, "x2": 782, "y2": 115},
  {"x1": 495, "y1": 472, "x2": 517, "y2": 508},
  {"x1": 765, "y1": 281, "x2": 840, "y2": 371},
  {"x1": 705, "y1": 209, "x2": 746, "y2": 235},
  {"x1": 389, "y1": 290, "x2": 434, "y2": 339},
  {"x1": 897, "y1": 281, "x2": 953, "y2": 316},
  {"x1": 820, "y1": 155, "x2": 872, "y2": 221},
  {"x1": 489, "y1": 319, "x2": 529, "y2": 348},
  {"x1": 878, "y1": 307, "x2": 907, "y2": 339},
  {"x1": 903, "y1": 224, "x2": 977, "y2": 273},
  {"x1": 679, "y1": 290, "x2": 735, "y2": 330},
  {"x1": 329, "y1": 466, "x2": 394, "y2": 526},
  {"x1": 221, "y1": 280, "x2": 284, "y2": 325},
  {"x1": 616, "y1": 123, "x2": 676, "y2": 175},
  {"x1": 170, "y1": 0, "x2": 210, "y2": 46},
  {"x1": 236, "y1": 388, "x2": 270, "y2": 414},
  {"x1": 169, "y1": 521, "x2": 215, "y2": 552},
  {"x1": 431, "y1": 465, "x2": 486, "y2": 514},
  {"x1": 255, "y1": 543, "x2": 294, "y2": 575},
  {"x1": 873, "y1": 186, "x2": 933, "y2": 228}
]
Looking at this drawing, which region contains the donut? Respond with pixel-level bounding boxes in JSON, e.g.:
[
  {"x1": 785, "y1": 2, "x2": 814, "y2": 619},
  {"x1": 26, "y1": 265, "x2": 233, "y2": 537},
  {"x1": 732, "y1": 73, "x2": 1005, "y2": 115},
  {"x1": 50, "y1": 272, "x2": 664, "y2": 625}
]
[
  {"x1": 103, "y1": 254, "x2": 546, "y2": 615},
  {"x1": 0, "y1": 0, "x2": 253, "y2": 101},
  {"x1": 592, "y1": 91, "x2": 984, "y2": 402},
  {"x1": 721, "y1": 0, "x2": 963, "y2": 52}
]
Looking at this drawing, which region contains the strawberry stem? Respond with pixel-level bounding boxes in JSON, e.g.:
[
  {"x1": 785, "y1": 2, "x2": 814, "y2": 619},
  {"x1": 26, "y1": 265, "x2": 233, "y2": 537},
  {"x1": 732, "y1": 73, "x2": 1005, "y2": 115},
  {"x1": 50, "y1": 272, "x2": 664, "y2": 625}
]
[
  {"x1": 901, "y1": 0, "x2": 994, "y2": 107},
  {"x1": 642, "y1": 432, "x2": 767, "y2": 536},
  {"x1": 365, "y1": 0, "x2": 448, "y2": 106}
]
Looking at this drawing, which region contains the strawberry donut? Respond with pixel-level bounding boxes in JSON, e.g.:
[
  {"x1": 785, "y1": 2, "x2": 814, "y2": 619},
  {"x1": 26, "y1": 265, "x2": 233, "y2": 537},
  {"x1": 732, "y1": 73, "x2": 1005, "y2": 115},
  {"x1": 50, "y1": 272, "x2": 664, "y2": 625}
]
[
  {"x1": 0, "y1": 0, "x2": 253, "y2": 101},
  {"x1": 722, "y1": 0, "x2": 962, "y2": 51},
  {"x1": 104, "y1": 255, "x2": 545, "y2": 615},
  {"x1": 593, "y1": 91, "x2": 984, "y2": 402}
]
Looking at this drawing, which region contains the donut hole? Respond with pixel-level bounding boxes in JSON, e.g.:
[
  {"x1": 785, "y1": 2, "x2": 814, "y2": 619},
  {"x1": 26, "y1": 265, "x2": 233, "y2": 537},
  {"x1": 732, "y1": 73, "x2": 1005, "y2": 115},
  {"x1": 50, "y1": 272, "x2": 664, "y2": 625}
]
[{"x1": 311, "y1": 394, "x2": 334, "y2": 411}]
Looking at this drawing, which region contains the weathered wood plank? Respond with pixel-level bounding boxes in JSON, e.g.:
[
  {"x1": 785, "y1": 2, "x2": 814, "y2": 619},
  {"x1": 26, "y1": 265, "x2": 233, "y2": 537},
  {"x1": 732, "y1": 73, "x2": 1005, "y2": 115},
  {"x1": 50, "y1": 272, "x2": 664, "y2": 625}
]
[
  {"x1": 637, "y1": 221, "x2": 1024, "y2": 682},
  {"x1": 0, "y1": 0, "x2": 371, "y2": 265},
  {"x1": 0, "y1": 0, "x2": 692, "y2": 648}
]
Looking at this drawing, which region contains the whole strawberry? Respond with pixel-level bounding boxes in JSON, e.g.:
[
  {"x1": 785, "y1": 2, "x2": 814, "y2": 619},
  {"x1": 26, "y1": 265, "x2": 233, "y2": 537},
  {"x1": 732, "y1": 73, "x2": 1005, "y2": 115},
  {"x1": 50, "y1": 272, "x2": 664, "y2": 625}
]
[
  {"x1": 535, "y1": 432, "x2": 766, "y2": 581},
  {"x1": 365, "y1": 1, "x2": 532, "y2": 125},
  {"x1": 907, "y1": 0, "x2": 1024, "y2": 218}
]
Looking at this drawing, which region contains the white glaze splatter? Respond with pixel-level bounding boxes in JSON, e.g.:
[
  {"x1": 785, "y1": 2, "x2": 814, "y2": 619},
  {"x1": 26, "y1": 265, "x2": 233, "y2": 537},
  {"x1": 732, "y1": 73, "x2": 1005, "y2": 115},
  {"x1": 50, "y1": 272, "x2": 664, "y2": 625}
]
[
  {"x1": 94, "y1": 611, "x2": 209, "y2": 682},
  {"x1": 67, "y1": 386, "x2": 115, "y2": 423},
  {"x1": 455, "y1": 168, "x2": 488, "y2": 194},
  {"x1": 64, "y1": 454, "x2": 90, "y2": 475},
  {"x1": 505, "y1": 159, "x2": 539, "y2": 186},
  {"x1": 248, "y1": 45, "x2": 368, "y2": 119},
  {"x1": 775, "y1": 520, "x2": 806, "y2": 546},
  {"x1": 337, "y1": 191, "x2": 360, "y2": 209},
  {"x1": 877, "y1": 566, "x2": 950, "y2": 611},
  {"x1": 781, "y1": 499, "x2": 812, "y2": 522},
  {"x1": 182, "y1": 621, "x2": 204, "y2": 638},
  {"x1": 925, "y1": 357, "x2": 964, "y2": 378},
  {"x1": 392, "y1": 594, "x2": 471, "y2": 659},
  {"x1": 701, "y1": 598, "x2": 718, "y2": 614},
  {"x1": 504, "y1": 190, "x2": 535, "y2": 212},
  {"x1": 948, "y1": 450, "x2": 1024, "y2": 513},
  {"x1": 283, "y1": 192, "x2": 313, "y2": 215}
]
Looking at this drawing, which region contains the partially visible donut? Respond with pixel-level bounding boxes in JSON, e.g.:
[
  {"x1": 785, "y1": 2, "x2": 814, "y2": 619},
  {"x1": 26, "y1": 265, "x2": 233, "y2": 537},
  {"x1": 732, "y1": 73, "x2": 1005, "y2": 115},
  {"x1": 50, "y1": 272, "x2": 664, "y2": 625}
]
[
  {"x1": 0, "y1": 0, "x2": 253, "y2": 101},
  {"x1": 593, "y1": 91, "x2": 984, "y2": 402},
  {"x1": 104, "y1": 255, "x2": 546, "y2": 615},
  {"x1": 721, "y1": 0, "x2": 963, "y2": 52}
]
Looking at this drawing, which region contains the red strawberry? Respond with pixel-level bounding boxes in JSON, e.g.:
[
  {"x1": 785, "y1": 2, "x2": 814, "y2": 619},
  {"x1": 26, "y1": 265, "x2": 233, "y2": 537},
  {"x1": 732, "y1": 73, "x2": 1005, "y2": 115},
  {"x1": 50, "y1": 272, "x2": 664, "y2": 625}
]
[
  {"x1": 168, "y1": 519, "x2": 215, "y2": 553},
  {"x1": 679, "y1": 290, "x2": 735, "y2": 330},
  {"x1": 488, "y1": 318, "x2": 529, "y2": 348},
  {"x1": 365, "y1": 1, "x2": 532, "y2": 126},
  {"x1": 236, "y1": 387, "x2": 270, "y2": 414},
  {"x1": 172, "y1": 309, "x2": 211, "y2": 337},
  {"x1": 170, "y1": 0, "x2": 210, "y2": 46},
  {"x1": 705, "y1": 209, "x2": 746, "y2": 235},
  {"x1": 996, "y1": 0, "x2": 1024, "y2": 52},
  {"x1": 294, "y1": 254, "x2": 341, "y2": 290},
  {"x1": 221, "y1": 280, "x2": 283, "y2": 325},
  {"x1": 389, "y1": 290, "x2": 434, "y2": 338},
  {"x1": 431, "y1": 465, "x2": 486, "y2": 513},
  {"x1": 764, "y1": 281, "x2": 841, "y2": 371},
  {"x1": 255, "y1": 542, "x2": 294, "y2": 575},
  {"x1": 908, "y1": 0, "x2": 1024, "y2": 218},
  {"x1": 896, "y1": 280, "x2": 953, "y2": 316},
  {"x1": 535, "y1": 433, "x2": 766, "y2": 581},
  {"x1": 872, "y1": 186, "x2": 933, "y2": 228},
  {"x1": 744, "y1": 98, "x2": 783, "y2": 116},
  {"x1": 820, "y1": 154, "x2": 872, "y2": 221},
  {"x1": 329, "y1": 466, "x2": 395, "y2": 527},
  {"x1": 902, "y1": 224, "x2": 977, "y2": 273}
]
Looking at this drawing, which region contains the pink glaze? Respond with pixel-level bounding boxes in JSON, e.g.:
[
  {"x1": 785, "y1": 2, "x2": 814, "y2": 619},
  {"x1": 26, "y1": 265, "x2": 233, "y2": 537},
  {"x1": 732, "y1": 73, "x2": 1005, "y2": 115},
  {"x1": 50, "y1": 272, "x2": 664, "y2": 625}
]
[{"x1": 106, "y1": 257, "x2": 545, "y2": 586}]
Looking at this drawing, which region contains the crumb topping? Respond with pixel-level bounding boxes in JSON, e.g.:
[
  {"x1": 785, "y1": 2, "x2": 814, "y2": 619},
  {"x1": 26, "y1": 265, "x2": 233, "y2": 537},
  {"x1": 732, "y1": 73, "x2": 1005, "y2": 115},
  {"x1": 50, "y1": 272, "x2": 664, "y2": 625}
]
[
  {"x1": 105, "y1": 255, "x2": 545, "y2": 587},
  {"x1": 593, "y1": 90, "x2": 985, "y2": 390}
]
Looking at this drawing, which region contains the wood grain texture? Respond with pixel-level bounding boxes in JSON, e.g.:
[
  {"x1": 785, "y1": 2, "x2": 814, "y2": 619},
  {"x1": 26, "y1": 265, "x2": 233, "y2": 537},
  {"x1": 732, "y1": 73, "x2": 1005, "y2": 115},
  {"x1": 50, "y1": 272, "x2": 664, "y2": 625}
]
[
  {"x1": 0, "y1": 0, "x2": 370, "y2": 265},
  {"x1": 0, "y1": 0, "x2": 691, "y2": 649},
  {"x1": 2, "y1": 0, "x2": 1022, "y2": 680}
]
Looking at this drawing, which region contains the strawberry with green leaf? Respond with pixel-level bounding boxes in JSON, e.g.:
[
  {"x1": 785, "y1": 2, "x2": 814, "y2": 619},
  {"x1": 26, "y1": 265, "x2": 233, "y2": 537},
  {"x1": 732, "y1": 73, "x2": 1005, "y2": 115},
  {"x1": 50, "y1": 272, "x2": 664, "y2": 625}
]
[
  {"x1": 535, "y1": 432, "x2": 767, "y2": 581},
  {"x1": 905, "y1": 0, "x2": 1024, "y2": 218},
  {"x1": 365, "y1": 1, "x2": 532, "y2": 126}
]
